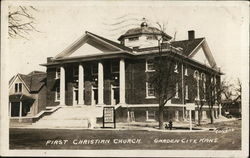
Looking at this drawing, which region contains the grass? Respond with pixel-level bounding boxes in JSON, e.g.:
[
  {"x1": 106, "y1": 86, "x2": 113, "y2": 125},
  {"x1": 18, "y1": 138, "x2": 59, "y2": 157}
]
[{"x1": 9, "y1": 120, "x2": 241, "y2": 150}]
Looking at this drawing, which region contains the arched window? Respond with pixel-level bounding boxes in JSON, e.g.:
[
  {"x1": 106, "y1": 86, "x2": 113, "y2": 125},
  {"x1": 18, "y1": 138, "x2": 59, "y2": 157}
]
[
  {"x1": 194, "y1": 70, "x2": 200, "y2": 100},
  {"x1": 201, "y1": 73, "x2": 206, "y2": 100}
]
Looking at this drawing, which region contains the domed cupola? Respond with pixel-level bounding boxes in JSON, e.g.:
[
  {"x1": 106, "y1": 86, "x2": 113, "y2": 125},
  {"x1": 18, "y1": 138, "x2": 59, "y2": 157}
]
[
  {"x1": 140, "y1": 21, "x2": 148, "y2": 28},
  {"x1": 118, "y1": 20, "x2": 172, "y2": 49}
]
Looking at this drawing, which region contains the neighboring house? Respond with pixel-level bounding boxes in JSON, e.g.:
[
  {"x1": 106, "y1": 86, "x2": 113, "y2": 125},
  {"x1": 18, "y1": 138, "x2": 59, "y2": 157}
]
[
  {"x1": 40, "y1": 21, "x2": 222, "y2": 123},
  {"x1": 222, "y1": 96, "x2": 241, "y2": 118},
  {"x1": 9, "y1": 71, "x2": 47, "y2": 120}
]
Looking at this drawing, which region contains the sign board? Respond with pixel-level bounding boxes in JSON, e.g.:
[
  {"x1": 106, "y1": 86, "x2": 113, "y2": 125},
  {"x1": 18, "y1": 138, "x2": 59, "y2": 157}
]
[{"x1": 103, "y1": 107, "x2": 116, "y2": 128}]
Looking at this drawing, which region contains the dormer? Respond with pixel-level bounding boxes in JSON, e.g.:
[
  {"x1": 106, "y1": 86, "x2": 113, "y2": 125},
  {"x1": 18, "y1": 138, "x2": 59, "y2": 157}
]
[{"x1": 118, "y1": 22, "x2": 172, "y2": 49}]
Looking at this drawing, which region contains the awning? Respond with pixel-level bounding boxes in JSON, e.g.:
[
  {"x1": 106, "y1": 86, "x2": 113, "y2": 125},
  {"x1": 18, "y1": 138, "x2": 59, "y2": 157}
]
[{"x1": 9, "y1": 94, "x2": 35, "y2": 102}]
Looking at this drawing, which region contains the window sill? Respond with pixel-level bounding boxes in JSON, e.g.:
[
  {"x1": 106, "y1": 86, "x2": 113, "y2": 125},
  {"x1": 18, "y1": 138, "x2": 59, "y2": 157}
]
[
  {"x1": 55, "y1": 100, "x2": 60, "y2": 102},
  {"x1": 145, "y1": 70, "x2": 155, "y2": 72},
  {"x1": 146, "y1": 96, "x2": 156, "y2": 99},
  {"x1": 146, "y1": 119, "x2": 156, "y2": 122},
  {"x1": 174, "y1": 96, "x2": 179, "y2": 99}
]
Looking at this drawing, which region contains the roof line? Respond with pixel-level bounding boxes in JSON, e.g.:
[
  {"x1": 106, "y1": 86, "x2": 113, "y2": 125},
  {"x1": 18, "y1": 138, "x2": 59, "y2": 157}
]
[
  {"x1": 86, "y1": 31, "x2": 132, "y2": 52},
  {"x1": 188, "y1": 38, "x2": 205, "y2": 57},
  {"x1": 86, "y1": 31, "x2": 123, "y2": 51},
  {"x1": 9, "y1": 74, "x2": 31, "y2": 92}
]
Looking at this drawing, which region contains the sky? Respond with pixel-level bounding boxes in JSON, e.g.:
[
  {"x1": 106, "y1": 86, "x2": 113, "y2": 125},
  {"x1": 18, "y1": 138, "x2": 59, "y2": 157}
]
[{"x1": 5, "y1": 1, "x2": 249, "y2": 83}]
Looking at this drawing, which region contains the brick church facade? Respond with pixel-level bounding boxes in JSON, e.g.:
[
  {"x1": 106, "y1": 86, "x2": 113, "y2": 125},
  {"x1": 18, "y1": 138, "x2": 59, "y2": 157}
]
[{"x1": 41, "y1": 22, "x2": 222, "y2": 123}]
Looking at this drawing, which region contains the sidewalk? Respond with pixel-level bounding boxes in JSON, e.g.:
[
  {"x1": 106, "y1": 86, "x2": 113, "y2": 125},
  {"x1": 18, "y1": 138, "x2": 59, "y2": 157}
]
[{"x1": 10, "y1": 117, "x2": 238, "y2": 132}]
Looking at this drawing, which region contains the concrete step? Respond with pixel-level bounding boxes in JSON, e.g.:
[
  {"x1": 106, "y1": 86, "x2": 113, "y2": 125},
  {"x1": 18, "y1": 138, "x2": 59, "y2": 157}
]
[{"x1": 32, "y1": 106, "x2": 103, "y2": 128}]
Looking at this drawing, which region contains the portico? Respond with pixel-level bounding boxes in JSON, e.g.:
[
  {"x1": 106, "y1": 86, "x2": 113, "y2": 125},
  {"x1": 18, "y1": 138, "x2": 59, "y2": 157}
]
[{"x1": 57, "y1": 58, "x2": 126, "y2": 106}]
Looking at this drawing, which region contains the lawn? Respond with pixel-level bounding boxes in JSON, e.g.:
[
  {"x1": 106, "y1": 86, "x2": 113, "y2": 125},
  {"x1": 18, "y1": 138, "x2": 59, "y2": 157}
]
[{"x1": 9, "y1": 120, "x2": 241, "y2": 150}]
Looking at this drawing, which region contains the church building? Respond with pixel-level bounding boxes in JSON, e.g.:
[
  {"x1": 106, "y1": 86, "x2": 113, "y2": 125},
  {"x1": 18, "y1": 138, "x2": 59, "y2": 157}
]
[{"x1": 41, "y1": 22, "x2": 222, "y2": 124}]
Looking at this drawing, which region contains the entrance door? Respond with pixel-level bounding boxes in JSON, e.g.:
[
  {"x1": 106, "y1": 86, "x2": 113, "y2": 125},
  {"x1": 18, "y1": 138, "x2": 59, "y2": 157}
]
[
  {"x1": 111, "y1": 85, "x2": 119, "y2": 105},
  {"x1": 73, "y1": 87, "x2": 79, "y2": 105},
  {"x1": 91, "y1": 86, "x2": 98, "y2": 105}
]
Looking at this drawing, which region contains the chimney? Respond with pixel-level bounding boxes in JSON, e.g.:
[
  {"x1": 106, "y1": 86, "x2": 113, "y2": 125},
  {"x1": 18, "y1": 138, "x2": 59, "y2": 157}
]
[
  {"x1": 188, "y1": 30, "x2": 195, "y2": 40},
  {"x1": 47, "y1": 57, "x2": 53, "y2": 63}
]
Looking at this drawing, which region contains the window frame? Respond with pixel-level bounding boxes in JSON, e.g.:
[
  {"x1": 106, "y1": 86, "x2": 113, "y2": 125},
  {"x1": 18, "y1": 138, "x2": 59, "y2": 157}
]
[
  {"x1": 14, "y1": 83, "x2": 22, "y2": 93},
  {"x1": 55, "y1": 68, "x2": 60, "y2": 79},
  {"x1": 184, "y1": 67, "x2": 188, "y2": 76},
  {"x1": 146, "y1": 82, "x2": 156, "y2": 99},
  {"x1": 146, "y1": 110, "x2": 156, "y2": 121},
  {"x1": 55, "y1": 87, "x2": 60, "y2": 102},
  {"x1": 185, "y1": 85, "x2": 189, "y2": 100},
  {"x1": 201, "y1": 73, "x2": 206, "y2": 101},
  {"x1": 174, "y1": 63, "x2": 179, "y2": 73},
  {"x1": 174, "y1": 82, "x2": 179, "y2": 98},
  {"x1": 145, "y1": 59, "x2": 155, "y2": 72}
]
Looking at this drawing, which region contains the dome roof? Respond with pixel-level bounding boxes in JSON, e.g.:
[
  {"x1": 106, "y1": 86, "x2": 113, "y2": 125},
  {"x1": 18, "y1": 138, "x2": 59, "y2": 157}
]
[{"x1": 118, "y1": 22, "x2": 172, "y2": 41}]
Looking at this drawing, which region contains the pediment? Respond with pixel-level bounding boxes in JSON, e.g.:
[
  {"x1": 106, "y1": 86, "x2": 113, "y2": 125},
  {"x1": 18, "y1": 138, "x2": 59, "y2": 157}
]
[
  {"x1": 192, "y1": 48, "x2": 211, "y2": 67},
  {"x1": 189, "y1": 40, "x2": 217, "y2": 69},
  {"x1": 69, "y1": 42, "x2": 105, "y2": 57},
  {"x1": 55, "y1": 33, "x2": 122, "y2": 59}
]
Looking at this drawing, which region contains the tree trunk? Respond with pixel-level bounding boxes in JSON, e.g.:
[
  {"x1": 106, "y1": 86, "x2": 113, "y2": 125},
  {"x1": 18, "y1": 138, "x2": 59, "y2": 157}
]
[
  {"x1": 198, "y1": 109, "x2": 202, "y2": 126},
  {"x1": 159, "y1": 102, "x2": 165, "y2": 129},
  {"x1": 209, "y1": 108, "x2": 214, "y2": 124}
]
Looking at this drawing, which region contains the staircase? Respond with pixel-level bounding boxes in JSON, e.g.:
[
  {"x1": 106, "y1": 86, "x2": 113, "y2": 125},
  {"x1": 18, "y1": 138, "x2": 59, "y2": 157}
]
[{"x1": 32, "y1": 106, "x2": 103, "y2": 128}]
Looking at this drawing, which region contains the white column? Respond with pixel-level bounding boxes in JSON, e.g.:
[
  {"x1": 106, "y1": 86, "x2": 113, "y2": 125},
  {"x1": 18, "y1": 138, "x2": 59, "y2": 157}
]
[
  {"x1": 9, "y1": 102, "x2": 12, "y2": 117},
  {"x1": 18, "y1": 101, "x2": 22, "y2": 122},
  {"x1": 19, "y1": 101, "x2": 22, "y2": 117},
  {"x1": 119, "y1": 58, "x2": 126, "y2": 105},
  {"x1": 98, "y1": 62, "x2": 104, "y2": 105},
  {"x1": 78, "y1": 64, "x2": 84, "y2": 105},
  {"x1": 60, "y1": 66, "x2": 65, "y2": 105}
]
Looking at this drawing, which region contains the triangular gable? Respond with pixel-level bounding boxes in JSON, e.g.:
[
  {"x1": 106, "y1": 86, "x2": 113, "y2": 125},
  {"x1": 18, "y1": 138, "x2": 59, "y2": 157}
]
[
  {"x1": 188, "y1": 39, "x2": 217, "y2": 69},
  {"x1": 54, "y1": 32, "x2": 125, "y2": 59},
  {"x1": 9, "y1": 74, "x2": 30, "y2": 92},
  {"x1": 192, "y1": 49, "x2": 211, "y2": 67},
  {"x1": 70, "y1": 42, "x2": 105, "y2": 57}
]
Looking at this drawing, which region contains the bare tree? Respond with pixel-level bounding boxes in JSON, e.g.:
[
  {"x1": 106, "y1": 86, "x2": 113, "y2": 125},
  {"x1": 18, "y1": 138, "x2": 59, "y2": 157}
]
[
  {"x1": 234, "y1": 78, "x2": 241, "y2": 101},
  {"x1": 8, "y1": 6, "x2": 38, "y2": 39},
  {"x1": 147, "y1": 21, "x2": 181, "y2": 129}
]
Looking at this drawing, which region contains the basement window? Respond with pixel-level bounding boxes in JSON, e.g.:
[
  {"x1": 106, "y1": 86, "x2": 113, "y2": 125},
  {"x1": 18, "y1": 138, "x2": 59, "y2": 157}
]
[{"x1": 146, "y1": 110, "x2": 156, "y2": 121}]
